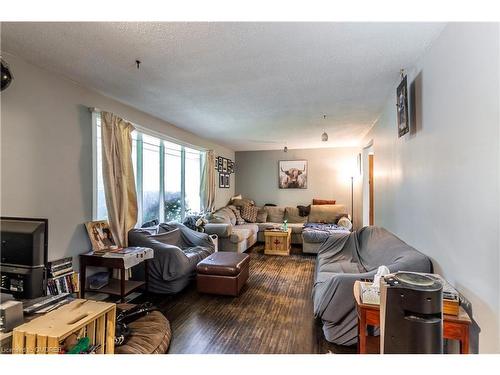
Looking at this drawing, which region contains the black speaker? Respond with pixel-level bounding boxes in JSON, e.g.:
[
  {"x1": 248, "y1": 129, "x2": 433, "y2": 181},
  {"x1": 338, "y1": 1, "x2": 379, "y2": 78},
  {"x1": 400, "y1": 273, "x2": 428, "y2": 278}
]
[{"x1": 380, "y1": 272, "x2": 443, "y2": 354}]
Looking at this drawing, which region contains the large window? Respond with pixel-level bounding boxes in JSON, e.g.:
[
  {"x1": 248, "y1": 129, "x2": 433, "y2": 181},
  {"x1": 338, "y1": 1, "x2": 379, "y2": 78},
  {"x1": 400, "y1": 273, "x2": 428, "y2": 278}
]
[{"x1": 93, "y1": 113, "x2": 203, "y2": 225}]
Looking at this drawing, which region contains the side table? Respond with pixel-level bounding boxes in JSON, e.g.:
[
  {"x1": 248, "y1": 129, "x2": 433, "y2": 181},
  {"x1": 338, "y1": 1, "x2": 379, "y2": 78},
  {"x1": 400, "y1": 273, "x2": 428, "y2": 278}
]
[
  {"x1": 264, "y1": 228, "x2": 292, "y2": 256},
  {"x1": 353, "y1": 280, "x2": 471, "y2": 354},
  {"x1": 80, "y1": 248, "x2": 152, "y2": 303}
]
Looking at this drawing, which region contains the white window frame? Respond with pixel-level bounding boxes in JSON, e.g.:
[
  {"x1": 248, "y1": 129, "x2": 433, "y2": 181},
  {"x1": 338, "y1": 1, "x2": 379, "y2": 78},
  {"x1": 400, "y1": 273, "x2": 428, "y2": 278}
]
[{"x1": 91, "y1": 110, "x2": 205, "y2": 224}]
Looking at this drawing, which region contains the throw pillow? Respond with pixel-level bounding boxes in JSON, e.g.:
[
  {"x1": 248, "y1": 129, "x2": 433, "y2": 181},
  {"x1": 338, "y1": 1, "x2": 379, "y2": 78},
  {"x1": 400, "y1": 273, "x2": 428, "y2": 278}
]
[
  {"x1": 256, "y1": 207, "x2": 268, "y2": 223},
  {"x1": 240, "y1": 205, "x2": 259, "y2": 223},
  {"x1": 230, "y1": 194, "x2": 243, "y2": 201},
  {"x1": 312, "y1": 199, "x2": 337, "y2": 205},
  {"x1": 232, "y1": 198, "x2": 255, "y2": 208},
  {"x1": 297, "y1": 205, "x2": 311, "y2": 217},
  {"x1": 337, "y1": 216, "x2": 353, "y2": 231},
  {"x1": 227, "y1": 205, "x2": 246, "y2": 225}
]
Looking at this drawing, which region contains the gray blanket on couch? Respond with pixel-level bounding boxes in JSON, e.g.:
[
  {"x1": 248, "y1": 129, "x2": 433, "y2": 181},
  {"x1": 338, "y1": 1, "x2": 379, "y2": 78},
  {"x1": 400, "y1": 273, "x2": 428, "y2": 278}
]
[
  {"x1": 312, "y1": 226, "x2": 432, "y2": 346},
  {"x1": 129, "y1": 222, "x2": 214, "y2": 294}
]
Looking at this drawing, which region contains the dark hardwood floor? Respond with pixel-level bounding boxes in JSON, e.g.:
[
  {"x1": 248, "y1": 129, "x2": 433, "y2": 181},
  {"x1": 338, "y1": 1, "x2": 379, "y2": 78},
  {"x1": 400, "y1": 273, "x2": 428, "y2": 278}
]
[{"x1": 139, "y1": 244, "x2": 357, "y2": 354}]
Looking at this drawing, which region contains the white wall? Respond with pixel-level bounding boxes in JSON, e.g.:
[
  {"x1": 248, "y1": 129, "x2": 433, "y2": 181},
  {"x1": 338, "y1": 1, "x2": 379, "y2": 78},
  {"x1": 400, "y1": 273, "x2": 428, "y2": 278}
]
[
  {"x1": 235, "y1": 148, "x2": 362, "y2": 224},
  {"x1": 0, "y1": 53, "x2": 235, "y2": 264},
  {"x1": 363, "y1": 23, "x2": 500, "y2": 353}
]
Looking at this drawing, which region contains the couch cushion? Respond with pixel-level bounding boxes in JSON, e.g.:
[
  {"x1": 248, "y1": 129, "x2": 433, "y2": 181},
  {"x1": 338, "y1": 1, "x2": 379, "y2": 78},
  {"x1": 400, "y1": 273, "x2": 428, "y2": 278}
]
[
  {"x1": 229, "y1": 228, "x2": 251, "y2": 244},
  {"x1": 264, "y1": 206, "x2": 285, "y2": 222},
  {"x1": 256, "y1": 207, "x2": 268, "y2": 223},
  {"x1": 308, "y1": 204, "x2": 348, "y2": 224},
  {"x1": 235, "y1": 223, "x2": 259, "y2": 237},
  {"x1": 285, "y1": 207, "x2": 308, "y2": 223}
]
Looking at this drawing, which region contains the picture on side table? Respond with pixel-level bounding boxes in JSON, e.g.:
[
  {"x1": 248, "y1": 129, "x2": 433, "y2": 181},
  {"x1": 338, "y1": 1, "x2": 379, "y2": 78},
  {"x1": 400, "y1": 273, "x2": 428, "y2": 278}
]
[
  {"x1": 279, "y1": 160, "x2": 308, "y2": 189},
  {"x1": 85, "y1": 220, "x2": 117, "y2": 252}
]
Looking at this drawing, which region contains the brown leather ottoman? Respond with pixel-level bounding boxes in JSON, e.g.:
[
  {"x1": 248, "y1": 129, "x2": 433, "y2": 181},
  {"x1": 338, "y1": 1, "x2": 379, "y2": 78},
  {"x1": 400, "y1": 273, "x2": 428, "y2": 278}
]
[{"x1": 196, "y1": 252, "x2": 250, "y2": 296}]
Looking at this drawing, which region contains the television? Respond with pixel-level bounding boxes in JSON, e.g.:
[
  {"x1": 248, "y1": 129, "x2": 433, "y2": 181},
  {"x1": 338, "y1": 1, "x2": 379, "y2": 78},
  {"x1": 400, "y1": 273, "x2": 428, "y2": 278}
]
[
  {"x1": 1, "y1": 217, "x2": 48, "y2": 268},
  {"x1": 1, "y1": 217, "x2": 48, "y2": 299}
]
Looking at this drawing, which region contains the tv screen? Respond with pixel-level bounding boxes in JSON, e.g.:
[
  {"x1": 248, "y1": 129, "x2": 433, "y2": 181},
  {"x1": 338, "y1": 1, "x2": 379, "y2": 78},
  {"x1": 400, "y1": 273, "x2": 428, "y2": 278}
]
[{"x1": 0, "y1": 217, "x2": 48, "y2": 268}]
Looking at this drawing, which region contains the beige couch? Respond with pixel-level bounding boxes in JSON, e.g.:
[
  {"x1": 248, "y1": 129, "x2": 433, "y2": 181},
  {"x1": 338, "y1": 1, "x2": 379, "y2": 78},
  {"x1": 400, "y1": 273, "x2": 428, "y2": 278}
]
[{"x1": 205, "y1": 204, "x2": 349, "y2": 253}]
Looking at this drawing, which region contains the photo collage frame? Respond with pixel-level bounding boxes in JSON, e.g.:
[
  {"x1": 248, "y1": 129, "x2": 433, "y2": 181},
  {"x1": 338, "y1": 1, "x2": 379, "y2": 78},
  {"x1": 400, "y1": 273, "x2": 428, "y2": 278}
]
[{"x1": 215, "y1": 156, "x2": 234, "y2": 188}]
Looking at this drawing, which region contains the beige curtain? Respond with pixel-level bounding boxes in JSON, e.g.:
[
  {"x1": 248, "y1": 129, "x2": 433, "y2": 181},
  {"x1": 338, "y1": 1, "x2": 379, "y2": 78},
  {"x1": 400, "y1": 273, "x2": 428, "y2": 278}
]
[
  {"x1": 101, "y1": 111, "x2": 138, "y2": 247},
  {"x1": 200, "y1": 150, "x2": 216, "y2": 213}
]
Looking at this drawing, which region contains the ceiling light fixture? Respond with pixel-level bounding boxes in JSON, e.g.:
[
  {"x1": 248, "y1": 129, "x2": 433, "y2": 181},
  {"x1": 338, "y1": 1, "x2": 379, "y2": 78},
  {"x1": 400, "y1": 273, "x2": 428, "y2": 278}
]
[
  {"x1": 1, "y1": 57, "x2": 14, "y2": 92},
  {"x1": 321, "y1": 115, "x2": 328, "y2": 142}
]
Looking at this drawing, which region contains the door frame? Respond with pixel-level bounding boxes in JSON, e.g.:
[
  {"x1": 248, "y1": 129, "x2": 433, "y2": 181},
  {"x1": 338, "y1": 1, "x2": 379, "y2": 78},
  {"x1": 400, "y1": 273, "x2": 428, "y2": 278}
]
[{"x1": 362, "y1": 141, "x2": 374, "y2": 227}]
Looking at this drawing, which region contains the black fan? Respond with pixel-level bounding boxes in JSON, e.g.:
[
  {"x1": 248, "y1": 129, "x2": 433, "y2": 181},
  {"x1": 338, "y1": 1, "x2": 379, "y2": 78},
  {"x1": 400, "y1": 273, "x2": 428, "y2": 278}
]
[{"x1": 1, "y1": 58, "x2": 13, "y2": 91}]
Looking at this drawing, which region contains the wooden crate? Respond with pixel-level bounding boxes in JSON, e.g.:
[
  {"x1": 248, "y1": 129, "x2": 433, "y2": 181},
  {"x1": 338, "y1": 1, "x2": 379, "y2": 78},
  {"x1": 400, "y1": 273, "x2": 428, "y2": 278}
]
[
  {"x1": 12, "y1": 299, "x2": 116, "y2": 354},
  {"x1": 264, "y1": 228, "x2": 292, "y2": 256}
]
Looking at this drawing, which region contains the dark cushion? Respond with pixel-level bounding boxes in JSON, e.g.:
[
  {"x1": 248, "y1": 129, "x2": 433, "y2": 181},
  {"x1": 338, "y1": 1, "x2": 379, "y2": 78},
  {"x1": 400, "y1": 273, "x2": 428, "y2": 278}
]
[
  {"x1": 197, "y1": 252, "x2": 250, "y2": 277},
  {"x1": 297, "y1": 205, "x2": 311, "y2": 217}
]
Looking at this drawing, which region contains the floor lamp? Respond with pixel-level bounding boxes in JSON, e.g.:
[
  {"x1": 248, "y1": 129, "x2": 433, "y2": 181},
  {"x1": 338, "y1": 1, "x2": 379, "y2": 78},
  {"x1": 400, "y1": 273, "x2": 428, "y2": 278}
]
[{"x1": 350, "y1": 176, "x2": 354, "y2": 225}]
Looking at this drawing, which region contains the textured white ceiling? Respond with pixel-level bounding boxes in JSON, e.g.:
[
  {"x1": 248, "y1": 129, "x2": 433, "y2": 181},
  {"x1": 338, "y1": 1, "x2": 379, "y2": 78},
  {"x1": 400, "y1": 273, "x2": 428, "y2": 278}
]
[{"x1": 1, "y1": 22, "x2": 445, "y2": 151}]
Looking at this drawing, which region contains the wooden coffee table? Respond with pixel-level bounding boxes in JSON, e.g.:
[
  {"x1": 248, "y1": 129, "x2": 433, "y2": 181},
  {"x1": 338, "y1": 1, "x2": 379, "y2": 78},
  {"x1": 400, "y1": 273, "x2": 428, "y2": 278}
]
[
  {"x1": 353, "y1": 280, "x2": 471, "y2": 354},
  {"x1": 264, "y1": 228, "x2": 292, "y2": 256}
]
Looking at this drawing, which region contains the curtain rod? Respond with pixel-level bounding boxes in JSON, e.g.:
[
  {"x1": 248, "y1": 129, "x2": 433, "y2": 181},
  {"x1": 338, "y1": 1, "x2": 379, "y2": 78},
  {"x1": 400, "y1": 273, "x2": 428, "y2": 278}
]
[{"x1": 88, "y1": 106, "x2": 211, "y2": 152}]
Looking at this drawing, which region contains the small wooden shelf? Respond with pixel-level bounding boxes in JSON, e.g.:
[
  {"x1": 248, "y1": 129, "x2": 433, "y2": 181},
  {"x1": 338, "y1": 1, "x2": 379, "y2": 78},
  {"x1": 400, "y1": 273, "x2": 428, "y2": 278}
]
[{"x1": 87, "y1": 278, "x2": 144, "y2": 297}]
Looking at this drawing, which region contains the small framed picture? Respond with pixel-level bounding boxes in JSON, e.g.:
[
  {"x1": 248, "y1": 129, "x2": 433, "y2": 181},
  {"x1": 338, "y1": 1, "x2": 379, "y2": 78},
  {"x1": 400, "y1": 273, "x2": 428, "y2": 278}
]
[
  {"x1": 219, "y1": 173, "x2": 225, "y2": 188},
  {"x1": 222, "y1": 158, "x2": 228, "y2": 173},
  {"x1": 215, "y1": 157, "x2": 219, "y2": 170},
  {"x1": 85, "y1": 220, "x2": 117, "y2": 252},
  {"x1": 228, "y1": 161, "x2": 234, "y2": 174},
  {"x1": 224, "y1": 173, "x2": 230, "y2": 188},
  {"x1": 218, "y1": 156, "x2": 224, "y2": 172},
  {"x1": 397, "y1": 75, "x2": 409, "y2": 137}
]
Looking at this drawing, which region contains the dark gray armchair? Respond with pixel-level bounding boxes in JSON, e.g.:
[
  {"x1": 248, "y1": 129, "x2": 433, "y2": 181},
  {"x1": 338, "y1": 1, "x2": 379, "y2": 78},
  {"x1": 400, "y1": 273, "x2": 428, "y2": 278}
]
[{"x1": 129, "y1": 222, "x2": 215, "y2": 294}]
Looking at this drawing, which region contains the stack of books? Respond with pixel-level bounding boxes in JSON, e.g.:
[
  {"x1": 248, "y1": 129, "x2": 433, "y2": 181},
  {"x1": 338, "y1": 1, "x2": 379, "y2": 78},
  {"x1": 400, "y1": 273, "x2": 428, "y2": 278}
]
[{"x1": 46, "y1": 257, "x2": 80, "y2": 296}]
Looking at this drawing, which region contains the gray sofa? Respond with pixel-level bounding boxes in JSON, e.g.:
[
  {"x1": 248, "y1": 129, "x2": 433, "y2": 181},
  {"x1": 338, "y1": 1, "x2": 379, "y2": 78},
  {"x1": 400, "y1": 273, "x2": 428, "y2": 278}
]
[
  {"x1": 205, "y1": 204, "x2": 350, "y2": 253},
  {"x1": 312, "y1": 226, "x2": 432, "y2": 345},
  {"x1": 128, "y1": 222, "x2": 215, "y2": 294}
]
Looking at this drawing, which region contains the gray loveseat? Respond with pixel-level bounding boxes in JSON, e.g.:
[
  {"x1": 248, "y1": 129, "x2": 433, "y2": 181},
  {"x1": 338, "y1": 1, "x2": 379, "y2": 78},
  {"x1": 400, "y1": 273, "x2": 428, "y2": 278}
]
[{"x1": 313, "y1": 226, "x2": 432, "y2": 345}]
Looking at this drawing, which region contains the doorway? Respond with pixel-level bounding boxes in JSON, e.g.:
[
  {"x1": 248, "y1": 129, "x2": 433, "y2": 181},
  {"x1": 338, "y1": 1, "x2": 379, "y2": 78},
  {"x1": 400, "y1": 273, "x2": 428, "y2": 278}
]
[{"x1": 362, "y1": 143, "x2": 374, "y2": 227}]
